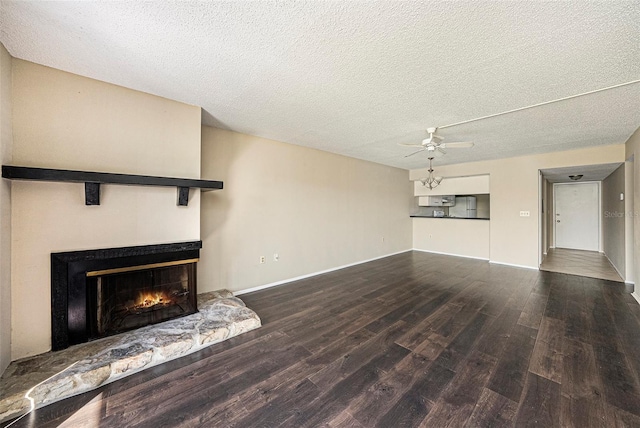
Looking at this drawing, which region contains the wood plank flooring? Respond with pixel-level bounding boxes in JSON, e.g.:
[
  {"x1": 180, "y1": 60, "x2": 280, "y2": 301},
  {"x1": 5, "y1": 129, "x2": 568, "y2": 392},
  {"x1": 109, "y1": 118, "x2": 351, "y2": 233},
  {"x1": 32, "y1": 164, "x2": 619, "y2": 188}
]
[
  {"x1": 7, "y1": 251, "x2": 640, "y2": 427},
  {"x1": 540, "y1": 248, "x2": 624, "y2": 282}
]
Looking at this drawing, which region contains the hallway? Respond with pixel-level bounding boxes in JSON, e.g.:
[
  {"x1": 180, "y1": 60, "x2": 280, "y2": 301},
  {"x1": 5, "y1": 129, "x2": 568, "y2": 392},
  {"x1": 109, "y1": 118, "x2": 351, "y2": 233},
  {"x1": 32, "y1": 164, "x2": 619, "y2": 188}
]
[{"x1": 540, "y1": 248, "x2": 624, "y2": 282}]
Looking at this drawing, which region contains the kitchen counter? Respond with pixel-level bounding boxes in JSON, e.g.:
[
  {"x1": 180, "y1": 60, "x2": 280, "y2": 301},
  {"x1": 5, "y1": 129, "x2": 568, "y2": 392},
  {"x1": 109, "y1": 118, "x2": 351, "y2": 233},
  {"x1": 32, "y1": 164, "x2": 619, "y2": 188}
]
[{"x1": 410, "y1": 215, "x2": 490, "y2": 220}]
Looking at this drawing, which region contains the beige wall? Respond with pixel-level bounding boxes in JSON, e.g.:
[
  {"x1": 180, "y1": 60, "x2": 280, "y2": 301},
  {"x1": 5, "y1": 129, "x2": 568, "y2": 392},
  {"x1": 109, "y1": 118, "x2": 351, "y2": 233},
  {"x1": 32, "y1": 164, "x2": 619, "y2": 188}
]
[
  {"x1": 10, "y1": 60, "x2": 202, "y2": 359},
  {"x1": 602, "y1": 164, "x2": 626, "y2": 278},
  {"x1": 476, "y1": 194, "x2": 490, "y2": 220},
  {"x1": 410, "y1": 144, "x2": 626, "y2": 268},
  {"x1": 0, "y1": 43, "x2": 13, "y2": 374},
  {"x1": 200, "y1": 126, "x2": 413, "y2": 294},
  {"x1": 413, "y1": 218, "x2": 489, "y2": 259},
  {"x1": 625, "y1": 127, "x2": 640, "y2": 294}
]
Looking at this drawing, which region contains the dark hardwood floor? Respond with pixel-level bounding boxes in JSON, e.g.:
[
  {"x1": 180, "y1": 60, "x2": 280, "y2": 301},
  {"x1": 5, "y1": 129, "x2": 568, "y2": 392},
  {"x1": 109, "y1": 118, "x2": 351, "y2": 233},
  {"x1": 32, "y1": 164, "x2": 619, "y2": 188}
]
[{"x1": 7, "y1": 251, "x2": 640, "y2": 427}]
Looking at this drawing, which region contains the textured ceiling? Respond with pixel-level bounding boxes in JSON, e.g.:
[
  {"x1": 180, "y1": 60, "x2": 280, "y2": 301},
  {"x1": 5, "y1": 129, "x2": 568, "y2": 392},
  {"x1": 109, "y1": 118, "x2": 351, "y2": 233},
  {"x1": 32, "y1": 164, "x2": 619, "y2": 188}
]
[
  {"x1": 541, "y1": 163, "x2": 623, "y2": 183},
  {"x1": 1, "y1": 1, "x2": 639, "y2": 170}
]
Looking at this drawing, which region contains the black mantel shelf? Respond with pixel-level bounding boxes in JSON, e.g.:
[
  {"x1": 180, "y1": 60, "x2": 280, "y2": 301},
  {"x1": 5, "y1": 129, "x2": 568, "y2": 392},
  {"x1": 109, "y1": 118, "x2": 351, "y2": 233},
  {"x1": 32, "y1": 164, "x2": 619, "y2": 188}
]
[{"x1": 1, "y1": 165, "x2": 223, "y2": 206}]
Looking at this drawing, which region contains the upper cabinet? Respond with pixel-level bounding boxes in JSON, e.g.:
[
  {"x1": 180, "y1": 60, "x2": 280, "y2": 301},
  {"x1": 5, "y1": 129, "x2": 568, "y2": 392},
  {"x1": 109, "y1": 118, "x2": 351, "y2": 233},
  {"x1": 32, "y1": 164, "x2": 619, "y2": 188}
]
[
  {"x1": 414, "y1": 174, "x2": 490, "y2": 196},
  {"x1": 418, "y1": 195, "x2": 456, "y2": 206}
]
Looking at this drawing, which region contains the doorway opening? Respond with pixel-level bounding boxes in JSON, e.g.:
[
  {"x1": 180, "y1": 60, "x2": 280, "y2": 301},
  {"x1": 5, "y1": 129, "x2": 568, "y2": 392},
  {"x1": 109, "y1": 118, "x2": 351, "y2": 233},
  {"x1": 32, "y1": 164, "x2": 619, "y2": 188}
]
[{"x1": 539, "y1": 163, "x2": 624, "y2": 282}]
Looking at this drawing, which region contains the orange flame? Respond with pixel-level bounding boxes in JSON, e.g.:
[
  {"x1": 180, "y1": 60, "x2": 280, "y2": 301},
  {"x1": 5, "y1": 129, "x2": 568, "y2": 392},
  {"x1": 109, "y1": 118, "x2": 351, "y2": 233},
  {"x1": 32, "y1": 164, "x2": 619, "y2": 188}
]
[{"x1": 135, "y1": 291, "x2": 172, "y2": 308}]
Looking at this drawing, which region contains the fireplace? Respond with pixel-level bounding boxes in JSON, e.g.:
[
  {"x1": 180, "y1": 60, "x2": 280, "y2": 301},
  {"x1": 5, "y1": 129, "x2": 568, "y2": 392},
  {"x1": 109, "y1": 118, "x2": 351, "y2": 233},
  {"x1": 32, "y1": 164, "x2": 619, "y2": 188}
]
[
  {"x1": 87, "y1": 261, "x2": 197, "y2": 340},
  {"x1": 51, "y1": 241, "x2": 201, "y2": 351}
]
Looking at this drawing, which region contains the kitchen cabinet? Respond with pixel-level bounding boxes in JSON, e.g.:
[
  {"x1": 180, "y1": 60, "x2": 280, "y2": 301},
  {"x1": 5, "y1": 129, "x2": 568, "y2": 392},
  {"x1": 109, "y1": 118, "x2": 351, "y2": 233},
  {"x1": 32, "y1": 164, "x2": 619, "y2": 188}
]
[{"x1": 418, "y1": 195, "x2": 455, "y2": 206}]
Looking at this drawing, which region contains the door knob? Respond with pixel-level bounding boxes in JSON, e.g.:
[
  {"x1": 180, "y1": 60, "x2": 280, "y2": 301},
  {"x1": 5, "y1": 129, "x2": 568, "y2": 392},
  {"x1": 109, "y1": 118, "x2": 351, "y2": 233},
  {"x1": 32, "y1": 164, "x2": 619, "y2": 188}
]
[{"x1": 557, "y1": 220, "x2": 561, "y2": 223}]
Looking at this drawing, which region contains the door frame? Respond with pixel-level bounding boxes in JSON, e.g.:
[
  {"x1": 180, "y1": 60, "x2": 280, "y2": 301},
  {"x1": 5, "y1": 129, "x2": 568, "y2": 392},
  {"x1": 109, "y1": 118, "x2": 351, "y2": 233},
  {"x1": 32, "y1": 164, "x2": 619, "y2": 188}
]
[{"x1": 552, "y1": 181, "x2": 602, "y2": 252}]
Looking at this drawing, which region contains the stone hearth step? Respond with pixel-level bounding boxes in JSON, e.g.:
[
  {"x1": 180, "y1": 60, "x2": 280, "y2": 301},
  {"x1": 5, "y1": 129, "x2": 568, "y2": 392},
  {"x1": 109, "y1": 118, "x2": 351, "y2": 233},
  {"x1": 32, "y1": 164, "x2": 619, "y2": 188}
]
[{"x1": 0, "y1": 290, "x2": 261, "y2": 423}]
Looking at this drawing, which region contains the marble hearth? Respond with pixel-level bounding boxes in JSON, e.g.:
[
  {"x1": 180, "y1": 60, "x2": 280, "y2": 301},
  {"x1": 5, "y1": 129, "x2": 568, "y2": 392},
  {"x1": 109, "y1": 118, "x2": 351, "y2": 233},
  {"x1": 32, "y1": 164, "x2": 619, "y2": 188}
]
[{"x1": 0, "y1": 290, "x2": 261, "y2": 423}]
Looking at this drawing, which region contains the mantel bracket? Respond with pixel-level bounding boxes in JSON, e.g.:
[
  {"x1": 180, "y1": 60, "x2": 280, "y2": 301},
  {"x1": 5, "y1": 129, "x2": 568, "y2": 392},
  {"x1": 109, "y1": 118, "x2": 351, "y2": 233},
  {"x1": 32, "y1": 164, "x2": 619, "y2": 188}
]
[
  {"x1": 85, "y1": 182, "x2": 101, "y2": 205},
  {"x1": 178, "y1": 187, "x2": 190, "y2": 206}
]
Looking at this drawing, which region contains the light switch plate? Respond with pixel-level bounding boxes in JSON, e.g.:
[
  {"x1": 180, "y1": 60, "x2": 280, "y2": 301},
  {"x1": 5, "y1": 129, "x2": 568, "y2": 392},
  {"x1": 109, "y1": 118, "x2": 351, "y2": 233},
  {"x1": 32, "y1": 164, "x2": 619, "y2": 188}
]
[{"x1": 520, "y1": 211, "x2": 530, "y2": 217}]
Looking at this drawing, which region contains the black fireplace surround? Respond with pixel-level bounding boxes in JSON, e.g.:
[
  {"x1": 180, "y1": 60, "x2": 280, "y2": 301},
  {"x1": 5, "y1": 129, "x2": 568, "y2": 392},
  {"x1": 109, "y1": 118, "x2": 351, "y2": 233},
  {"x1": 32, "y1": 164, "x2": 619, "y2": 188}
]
[{"x1": 51, "y1": 241, "x2": 201, "y2": 351}]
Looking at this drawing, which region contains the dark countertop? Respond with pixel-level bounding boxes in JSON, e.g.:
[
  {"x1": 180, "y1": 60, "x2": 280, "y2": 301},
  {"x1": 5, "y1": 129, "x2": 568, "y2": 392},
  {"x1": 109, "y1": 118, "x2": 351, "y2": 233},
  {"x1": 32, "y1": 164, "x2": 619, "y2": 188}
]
[{"x1": 410, "y1": 215, "x2": 490, "y2": 220}]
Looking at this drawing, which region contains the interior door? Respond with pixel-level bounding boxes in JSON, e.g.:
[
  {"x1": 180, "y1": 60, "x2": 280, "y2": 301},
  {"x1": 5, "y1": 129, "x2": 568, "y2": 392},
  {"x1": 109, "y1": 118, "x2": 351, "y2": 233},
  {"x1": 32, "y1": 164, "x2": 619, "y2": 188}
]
[{"x1": 554, "y1": 182, "x2": 599, "y2": 251}]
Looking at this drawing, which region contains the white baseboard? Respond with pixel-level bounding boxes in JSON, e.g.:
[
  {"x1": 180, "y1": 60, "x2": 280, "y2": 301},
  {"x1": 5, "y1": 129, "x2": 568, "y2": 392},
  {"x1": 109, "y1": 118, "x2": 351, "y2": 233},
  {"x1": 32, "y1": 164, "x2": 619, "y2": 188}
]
[
  {"x1": 632, "y1": 291, "x2": 640, "y2": 305},
  {"x1": 234, "y1": 249, "x2": 542, "y2": 297},
  {"x1": 420, "y1": 250, "x2": 548, "y2": 271},
  {"x1": 233, "y1": 249, "x2": 413, "y2": 296},
  {"x1": 489, "y1": 260, "x2": 539, "y2": 270},
  {"x1": 412, "y1": 248, "x2": 489, "y2": 261},
  {"x1": 236, "y1": 248, "x2": 618, "y2": 297}
]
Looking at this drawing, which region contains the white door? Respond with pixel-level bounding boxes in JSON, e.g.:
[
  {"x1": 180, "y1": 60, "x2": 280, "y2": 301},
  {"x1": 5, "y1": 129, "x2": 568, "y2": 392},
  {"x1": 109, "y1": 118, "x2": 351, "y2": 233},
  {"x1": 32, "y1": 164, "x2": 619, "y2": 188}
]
[{"x1": 554, "y1": 182, "x2": 599, "y2": 251}]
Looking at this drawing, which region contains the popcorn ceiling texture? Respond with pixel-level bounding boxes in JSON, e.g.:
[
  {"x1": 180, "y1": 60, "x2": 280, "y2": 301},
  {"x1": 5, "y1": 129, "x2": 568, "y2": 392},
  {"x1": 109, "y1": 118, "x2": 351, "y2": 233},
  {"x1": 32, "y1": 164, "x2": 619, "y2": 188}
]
[{"x1": 0, "y1": 1, "x2": 639, "y2": 169}]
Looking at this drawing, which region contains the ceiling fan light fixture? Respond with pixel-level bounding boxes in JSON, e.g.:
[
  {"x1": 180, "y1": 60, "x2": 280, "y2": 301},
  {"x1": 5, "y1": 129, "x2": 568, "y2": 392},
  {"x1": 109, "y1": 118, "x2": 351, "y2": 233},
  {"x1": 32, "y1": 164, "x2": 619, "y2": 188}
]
[{"x1": 399, "y1": 127, "x2": 473, "y2": 158}]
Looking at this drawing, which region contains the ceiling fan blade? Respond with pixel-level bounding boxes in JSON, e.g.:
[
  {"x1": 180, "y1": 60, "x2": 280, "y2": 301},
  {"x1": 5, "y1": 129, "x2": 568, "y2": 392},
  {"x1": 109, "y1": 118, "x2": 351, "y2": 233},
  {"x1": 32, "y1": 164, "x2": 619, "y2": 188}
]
[
  {"x1": 442, "y1": 141, "x2": 474, "y2": 149},
  {"x1": 397, "y1": 142, "x2": 424, "y2": 147},
  {"x1": 437, "y1": 147, "x2": 447, "y2": 155},
  {"x1": 404, "y1": 148, "x2": 426, "y2": 157}
]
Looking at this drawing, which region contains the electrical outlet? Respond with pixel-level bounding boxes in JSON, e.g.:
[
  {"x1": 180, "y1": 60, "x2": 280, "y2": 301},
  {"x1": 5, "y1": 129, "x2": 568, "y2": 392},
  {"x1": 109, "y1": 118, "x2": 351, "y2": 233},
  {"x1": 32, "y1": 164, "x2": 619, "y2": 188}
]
[
  {"x1": 273, "y1": 253, "x2": 279, "y2": 262},
  {"x1": 259, "y1": 256, "x2": 266, "y2": 264},
  {"x1": 520, "y1": 211, "x2": 530, "y2": 217}
]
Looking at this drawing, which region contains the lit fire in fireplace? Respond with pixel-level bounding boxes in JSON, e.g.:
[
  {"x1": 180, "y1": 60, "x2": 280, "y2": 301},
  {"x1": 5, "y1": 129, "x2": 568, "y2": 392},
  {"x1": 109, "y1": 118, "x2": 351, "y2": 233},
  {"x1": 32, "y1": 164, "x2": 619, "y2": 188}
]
[{"x1": 133, "y1": 291, "x2": 173, "y2": 310}]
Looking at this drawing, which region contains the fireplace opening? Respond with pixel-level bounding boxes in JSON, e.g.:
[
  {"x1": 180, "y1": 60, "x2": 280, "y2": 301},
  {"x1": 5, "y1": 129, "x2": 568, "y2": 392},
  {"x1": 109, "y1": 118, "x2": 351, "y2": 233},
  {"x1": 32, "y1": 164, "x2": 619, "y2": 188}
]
[
  {"x1": 87, "y1": 261, "x2": 197, "y2": 340},
  {"x1": 51, "y1": 241, "x2": 202, "y2": 351}
]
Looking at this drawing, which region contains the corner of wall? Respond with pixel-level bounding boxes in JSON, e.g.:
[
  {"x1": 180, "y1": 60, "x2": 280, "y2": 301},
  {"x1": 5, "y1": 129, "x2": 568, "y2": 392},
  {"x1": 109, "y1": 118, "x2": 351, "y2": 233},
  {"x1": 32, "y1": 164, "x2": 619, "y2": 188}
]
[
  {"x1": 625, "y1": 157, "x2": 634, "y2": 283},
  {"x1": 9, "y1": 60, "x2": 201, "y2": 359},
  {"x1": 625, "y1": 127, "x2": 640, "y2": 293},
  {"x1": 602, "y1": 163, "x2": 626, "y2": 279},
  {"x1": 199, "y1": 126, "x2": 413, "y2": 294},
  {"x1": 0, "y1": 42, "x2": 14, "y2": 375}
]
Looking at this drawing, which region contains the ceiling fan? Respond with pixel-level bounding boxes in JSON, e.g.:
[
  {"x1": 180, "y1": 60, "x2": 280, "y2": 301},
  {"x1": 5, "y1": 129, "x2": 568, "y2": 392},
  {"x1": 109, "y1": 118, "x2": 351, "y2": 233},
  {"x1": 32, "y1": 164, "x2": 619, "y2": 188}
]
[{"x1": 399, "y1": 127, "x2": 474, "y2": 158}]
